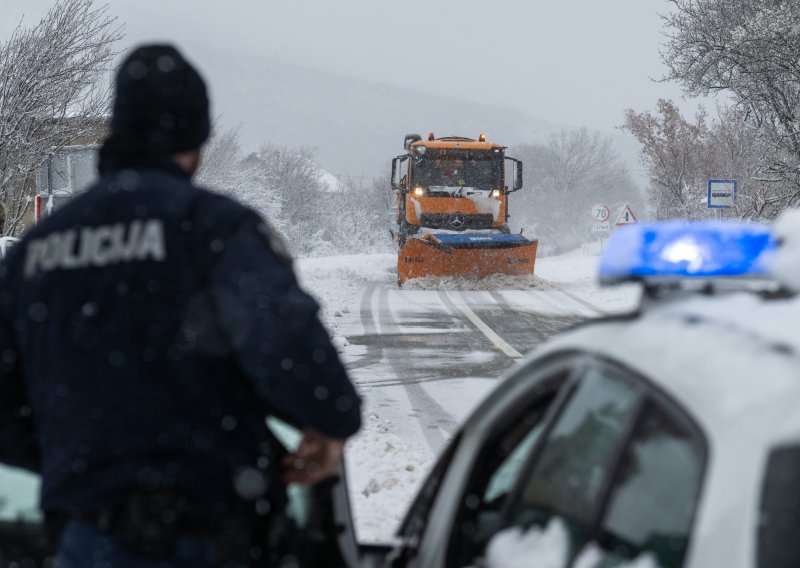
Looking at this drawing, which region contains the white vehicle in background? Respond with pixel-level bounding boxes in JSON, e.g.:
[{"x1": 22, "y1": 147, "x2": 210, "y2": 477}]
[{"x1": 0, "y1": 237, "x2": 19, "y2": 259}]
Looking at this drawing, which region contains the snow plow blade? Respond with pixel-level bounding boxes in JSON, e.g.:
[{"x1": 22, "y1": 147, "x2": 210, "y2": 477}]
[{"x1": 398, "y1": 233, "x2": 538, "y2": 284}]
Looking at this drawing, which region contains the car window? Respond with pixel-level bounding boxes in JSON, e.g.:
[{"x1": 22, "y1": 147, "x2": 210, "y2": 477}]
[
  {"x1": 482, "y1": 412, "x2": 548, "y2": 506},
  {"x1": 0, "y1": 465, "x2": 51, "y2": 565},
  {"x1": 446, "y1": 389, "x2": 559, "y2": 567},
  {"x1": 0, "y1": 465, "x2": 40, "y2": 523},
  {"x1": 510, "y1": 367, "x2": 641, "y2": 533},
  {"x1": 758, "y1": 446, "x2": 800, "y2": 568},
  {"x1": 596, "y1": 402, "x2": 705, "y2": 568}
]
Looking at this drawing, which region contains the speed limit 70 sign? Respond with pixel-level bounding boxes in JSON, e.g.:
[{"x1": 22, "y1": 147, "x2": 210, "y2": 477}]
[
  {"x1": 592, "y1": 204, "x2": 610, "y2": 222},
  {"x1": 591, "y1": 204, "x2": 611, "y2": 233}
]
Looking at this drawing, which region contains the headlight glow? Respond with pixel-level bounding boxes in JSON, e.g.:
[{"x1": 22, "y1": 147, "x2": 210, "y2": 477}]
[
  {"x1": 414, "y1": 187, "x2": 425, "y2": 196},
  {"x1": 492, "y1": 189, "x2": 502, "y2": 197}
]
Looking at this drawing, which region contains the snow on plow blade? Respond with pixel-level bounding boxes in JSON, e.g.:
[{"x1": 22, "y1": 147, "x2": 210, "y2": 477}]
[{"x1": 398, "y1": 233, "x2": 538, "y2": 284}]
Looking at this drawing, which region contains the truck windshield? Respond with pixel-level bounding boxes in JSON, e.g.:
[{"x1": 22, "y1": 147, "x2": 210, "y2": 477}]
[{"x1": 412, "y1": 154, "x2": 503, "y2": 191}]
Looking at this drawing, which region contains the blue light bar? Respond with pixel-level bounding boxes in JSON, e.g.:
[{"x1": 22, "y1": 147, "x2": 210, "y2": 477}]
[{"x1": 599, "y1": 221, "x2": 777, "y2": 285}]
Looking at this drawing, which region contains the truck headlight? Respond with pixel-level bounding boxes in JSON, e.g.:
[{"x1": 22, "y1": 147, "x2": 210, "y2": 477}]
[
  {"x1": 414, "y1": 187, "x2": 425, "y2": 196},
  {"x1": 492, "y1": 189, "x2": 502, "y2": 197}
]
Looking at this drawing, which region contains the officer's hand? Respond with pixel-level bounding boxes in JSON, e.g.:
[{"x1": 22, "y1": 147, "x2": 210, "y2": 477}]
[{"x1": 282, "y1": 428, "x2": 345, "y2": 485}]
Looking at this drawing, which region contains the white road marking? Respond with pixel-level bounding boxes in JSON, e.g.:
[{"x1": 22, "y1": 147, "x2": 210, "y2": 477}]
[{"x1": 447, "y1": 291, "x2": 524, "y2": 360}]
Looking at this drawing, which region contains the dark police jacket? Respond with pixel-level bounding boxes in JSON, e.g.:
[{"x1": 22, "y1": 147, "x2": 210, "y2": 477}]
[{"x1": 0, "y1": 155, "x2": 361, "y2": 515}]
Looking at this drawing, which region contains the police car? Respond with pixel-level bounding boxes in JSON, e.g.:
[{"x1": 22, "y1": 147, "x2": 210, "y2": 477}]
[{"x1": 2, "y1": 220, "x2": 800, "y2": 568}]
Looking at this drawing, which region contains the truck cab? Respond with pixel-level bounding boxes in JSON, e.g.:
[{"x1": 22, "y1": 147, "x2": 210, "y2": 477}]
[{"x1": 391, "y1": 133, "x2": 523, "y2": 247}]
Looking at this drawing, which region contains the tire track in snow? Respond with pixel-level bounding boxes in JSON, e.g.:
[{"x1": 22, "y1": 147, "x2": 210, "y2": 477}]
[
  {"x1": 524, "y1": 287, "x2": 605, "y2": 319},
  {"x1": 352, "y1": 284, "x2": 456, "y2": 453},
  {"x1": 481, "y1": 290, "x2": 588, "y2": 351},
  {"x1": 447, "y1": 291, "x2": 523, "y2": 359},
  {"x1": 377, "y1": 287, "x2": 457, "y2": 453},
  {"x1": 555, "y1": 289, "x2": 608, "y2": 317},
  {"x1": 345, "y1": 283, "x2": 387, "y2": 372}
]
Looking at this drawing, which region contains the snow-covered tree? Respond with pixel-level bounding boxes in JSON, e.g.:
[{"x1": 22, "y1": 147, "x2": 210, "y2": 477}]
[
  {"x1": 512, "y1": 129, "x2": 642, "y2": 253},
  {"x1": 709, "y1": 106, "x2": 790, "y2": 219},
  {"x1": 624, "y1": 100, "x2": 785, "y2": 220},
  {"x1": 0, "y1": 0, "x2": 121, "y2": 234},
  {"x1": 305, "y1": 175, "x2": 393, "y2": 256},
  {"x1": 661, "y1": 0, "x2": 800, "y2": 205},
  {"x1": 198, "y1": 130, "x2": 391, "y2": 257},
  {"x1": 248, "y1": 145, "x2": 323, "y2": 245},
  {"x1": 197, "y1": 128, "x2": 285, "y2": 233},
  {"x1": 623, "y1": 100, "x2": 709, "y2": 220}
]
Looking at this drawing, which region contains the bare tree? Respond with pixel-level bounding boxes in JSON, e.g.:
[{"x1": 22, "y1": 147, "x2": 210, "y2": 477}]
[
  {"x1": 197, "y1": 127, "x2": 285, "y2": 233},
  {"x1": 661, "y1": 0, "x2": 800, "y2": 205},
  {"x1": 311, "y1": 175, "x2": 393, "y2": 255},
  {"x1": 624, "y1": 99, "x2": 787, "y2": 220},
  {"x1": 0, "y1": 0, "x2": 121, "y2": 234},
  {"x1": 708, "y1": 106, "x2": 790, "y2": 219},
  {"x1": 200, "y1": 130, "x2": 392, "y2": 256},
  {"x1": 197, "y1": 127, "x2": 241, "y2": 187},
  {"x1": 512, "y1": 129, "x2": 642, "y2": 253},
  {"x1": 623, "y1": 100, "x2": 709, "y2": 219}
]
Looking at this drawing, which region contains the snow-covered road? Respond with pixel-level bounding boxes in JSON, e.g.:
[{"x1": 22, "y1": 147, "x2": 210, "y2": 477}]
[
  {"x1": 295, "y1": 248, "x2": 640, "y2": 542},
  {"x1": 341, "y1": 285, "x2": 595, "y2": 455}
]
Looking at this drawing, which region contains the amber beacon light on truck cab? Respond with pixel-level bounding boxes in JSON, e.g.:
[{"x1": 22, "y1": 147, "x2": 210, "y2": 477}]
[{"x1": 390, "y1": 132, "x2": 538, "y2": 285}]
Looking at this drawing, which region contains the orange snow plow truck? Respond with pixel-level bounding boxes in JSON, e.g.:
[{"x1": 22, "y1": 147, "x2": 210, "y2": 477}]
[{"x1": 391, "y1": 133, "x2": 538, "y2": 284}]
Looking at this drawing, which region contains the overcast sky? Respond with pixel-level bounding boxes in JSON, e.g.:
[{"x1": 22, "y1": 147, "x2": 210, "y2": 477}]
[{"x1": 3, "y1": 0, "x2": 714, "y2": 132}]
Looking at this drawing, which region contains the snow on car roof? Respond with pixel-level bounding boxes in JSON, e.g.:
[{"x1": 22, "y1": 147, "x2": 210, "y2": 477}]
[
  {"x1": 540, "y1": 292, "x2": 800, "y2": 437},
  {"x1": 570, "y1": 215, "x2": 800, "y2": 438}
]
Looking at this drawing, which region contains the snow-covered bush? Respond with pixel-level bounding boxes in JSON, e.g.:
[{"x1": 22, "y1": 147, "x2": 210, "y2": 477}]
[{"x1": 198, "y1": 129, "x2": 393, "y2": 257}]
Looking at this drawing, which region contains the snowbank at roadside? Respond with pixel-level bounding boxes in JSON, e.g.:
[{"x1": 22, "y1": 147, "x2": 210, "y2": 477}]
[
  {"x1": 535, "y1": 248, "x2": 600, "y2": 285},
  {"x1": 343, "y1": 413, "x2": 432, "y2": 541},
  {"x1": 295, "y1": 253, "x2": 394, "y2": 331}
]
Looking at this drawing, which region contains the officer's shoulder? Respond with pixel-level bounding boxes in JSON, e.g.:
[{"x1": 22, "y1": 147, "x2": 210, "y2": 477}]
[
  {"x1": 188, "y1": 186, "x2": 259, "y2": 229},
  {"x1": 188, "y1": 187, "x2": 293, "y2": 266}
]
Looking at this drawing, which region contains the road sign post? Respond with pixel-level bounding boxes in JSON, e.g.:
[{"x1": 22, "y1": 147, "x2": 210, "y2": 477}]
[
  {"x1": 591, "y1": 204, "x2": 611, "y2": 253},
  {"x1": 708, "y1": 180, "x2": 737, "y2": 220},
  {"x1": 592, "y1": 204, "x2": 611, "y2": 223}
]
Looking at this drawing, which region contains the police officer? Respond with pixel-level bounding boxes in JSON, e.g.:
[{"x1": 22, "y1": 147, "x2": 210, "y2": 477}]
[{"x1": 0, "y1": 44, "x2": 361, "y2": 566}]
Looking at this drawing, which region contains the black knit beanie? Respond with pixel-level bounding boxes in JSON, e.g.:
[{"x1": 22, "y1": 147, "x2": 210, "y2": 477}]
[{"x1": 104, "y1": 44, "x2": 210, "y2": 157}]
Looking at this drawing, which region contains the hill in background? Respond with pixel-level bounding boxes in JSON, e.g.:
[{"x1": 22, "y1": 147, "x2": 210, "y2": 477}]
[{"x1": 185, "y1": 43, "x2": 565, "y2": 179}]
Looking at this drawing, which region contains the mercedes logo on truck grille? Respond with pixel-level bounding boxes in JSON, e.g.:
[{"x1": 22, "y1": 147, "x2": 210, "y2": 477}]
[{"x1": 449, "y1": 213, "x2": 466, "y2": 229}]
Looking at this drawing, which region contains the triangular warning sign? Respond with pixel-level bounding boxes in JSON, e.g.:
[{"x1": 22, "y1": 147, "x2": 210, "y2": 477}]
[{"x1": 615, "y1": 204, "x2": 638, "y2": 226}]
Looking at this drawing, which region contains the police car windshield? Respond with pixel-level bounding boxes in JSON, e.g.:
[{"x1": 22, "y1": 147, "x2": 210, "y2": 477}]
[{"x1": 412, "y1": 152, "x2": 502, "y2": 190}]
